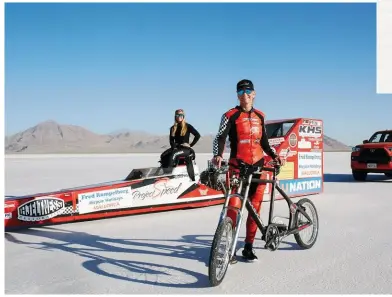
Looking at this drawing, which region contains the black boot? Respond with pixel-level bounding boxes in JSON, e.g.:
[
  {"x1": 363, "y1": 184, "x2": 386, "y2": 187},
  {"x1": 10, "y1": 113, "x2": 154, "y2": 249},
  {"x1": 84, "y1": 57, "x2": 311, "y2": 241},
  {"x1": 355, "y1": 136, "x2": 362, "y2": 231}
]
[{"x1": 242, "y1": 243, "x2": 258, "y2": 261}]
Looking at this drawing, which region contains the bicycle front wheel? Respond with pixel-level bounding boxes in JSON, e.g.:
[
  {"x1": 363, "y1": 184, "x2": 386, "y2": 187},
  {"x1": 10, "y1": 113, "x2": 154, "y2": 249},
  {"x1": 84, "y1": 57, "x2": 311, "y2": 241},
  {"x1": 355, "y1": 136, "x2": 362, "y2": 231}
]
[
  {"x1": 208, "y1": 216, "x2": 234, "y2": 287},
  {"x1": 294, "y1": 198, "x2": 319, "y2": 249}
]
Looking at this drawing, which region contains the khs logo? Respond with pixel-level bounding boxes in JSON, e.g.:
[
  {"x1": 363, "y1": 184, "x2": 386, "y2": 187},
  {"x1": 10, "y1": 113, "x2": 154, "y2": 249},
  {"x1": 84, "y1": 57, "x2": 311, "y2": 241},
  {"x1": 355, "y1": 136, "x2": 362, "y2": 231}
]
[{"x1": 299, "y1": 125, "x2": 322, "y2": 136}]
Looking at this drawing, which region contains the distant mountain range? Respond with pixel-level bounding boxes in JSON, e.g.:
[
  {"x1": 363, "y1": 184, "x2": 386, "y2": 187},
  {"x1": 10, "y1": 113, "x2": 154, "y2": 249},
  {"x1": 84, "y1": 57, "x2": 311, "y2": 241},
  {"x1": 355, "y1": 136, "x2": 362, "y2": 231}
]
[{"x1": 4, "y1": 120, "x2": 352, "y2": 154}]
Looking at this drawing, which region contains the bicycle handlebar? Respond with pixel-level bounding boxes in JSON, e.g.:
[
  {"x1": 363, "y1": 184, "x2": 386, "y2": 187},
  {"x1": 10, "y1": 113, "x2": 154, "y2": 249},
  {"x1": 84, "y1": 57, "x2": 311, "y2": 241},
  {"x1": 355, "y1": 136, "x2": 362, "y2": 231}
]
[
  {"x1": 233, "y1": 160, "x2": 280, "y2": 171},
  {"x1": 207, "y1": 159, "x2": 282, "y2": 177}
]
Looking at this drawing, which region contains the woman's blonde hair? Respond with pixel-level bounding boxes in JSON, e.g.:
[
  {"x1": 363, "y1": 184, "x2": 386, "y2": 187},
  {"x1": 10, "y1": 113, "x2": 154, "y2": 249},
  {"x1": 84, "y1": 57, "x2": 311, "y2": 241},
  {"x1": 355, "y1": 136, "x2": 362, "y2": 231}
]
[{"x1": 171, "y1": 109, "x2": 187, "y2": 137}]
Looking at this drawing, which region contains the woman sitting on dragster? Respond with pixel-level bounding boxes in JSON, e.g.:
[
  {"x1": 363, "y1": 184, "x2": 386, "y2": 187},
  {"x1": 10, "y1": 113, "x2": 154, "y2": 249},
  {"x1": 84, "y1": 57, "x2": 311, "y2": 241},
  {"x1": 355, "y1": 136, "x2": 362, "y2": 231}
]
[{"x1": 160, "y1": 109, "x2": 201, "y2": 170}]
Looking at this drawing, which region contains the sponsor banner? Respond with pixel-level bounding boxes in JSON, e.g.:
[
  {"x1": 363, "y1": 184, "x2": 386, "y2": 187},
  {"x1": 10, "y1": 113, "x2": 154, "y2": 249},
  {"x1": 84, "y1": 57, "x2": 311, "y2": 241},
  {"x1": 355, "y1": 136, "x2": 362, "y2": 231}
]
[
  {"x1": 17, "y1": 197, "x2": 65, "y2": 222},
  {"x1": 78, "y1": 187, "x2": 133, "y2": 214},
  {"x1": 298, "y1": 152, "x2": 322, "y2": 177},
  {"x1": 279, "y1": 177, "x2": 322, "y2": 195},
  {"x1": 298, "y1": 125, "x2": 322, "y2": 138}
]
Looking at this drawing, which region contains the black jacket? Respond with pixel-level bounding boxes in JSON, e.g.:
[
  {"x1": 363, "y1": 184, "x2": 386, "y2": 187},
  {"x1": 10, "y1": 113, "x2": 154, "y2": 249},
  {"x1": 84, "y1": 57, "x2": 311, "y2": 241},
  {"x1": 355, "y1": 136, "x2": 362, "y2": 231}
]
[{"x1": 170, "y1": 123, "x2": 200, "y2": 148}]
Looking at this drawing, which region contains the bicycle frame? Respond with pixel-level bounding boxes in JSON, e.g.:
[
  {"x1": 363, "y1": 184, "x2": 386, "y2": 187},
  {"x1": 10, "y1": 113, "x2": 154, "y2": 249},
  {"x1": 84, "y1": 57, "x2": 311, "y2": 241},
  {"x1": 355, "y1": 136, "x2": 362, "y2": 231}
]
[{"x1": 218, "y1": 164, "x2": 314, "y2": 259}]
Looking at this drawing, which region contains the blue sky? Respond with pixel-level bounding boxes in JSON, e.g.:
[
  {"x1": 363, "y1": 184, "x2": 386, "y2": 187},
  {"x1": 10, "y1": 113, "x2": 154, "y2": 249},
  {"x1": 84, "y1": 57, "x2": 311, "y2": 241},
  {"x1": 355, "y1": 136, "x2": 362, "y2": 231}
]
[{"x1": 5, "y1": 3, "x2": 391, "y2": 145}]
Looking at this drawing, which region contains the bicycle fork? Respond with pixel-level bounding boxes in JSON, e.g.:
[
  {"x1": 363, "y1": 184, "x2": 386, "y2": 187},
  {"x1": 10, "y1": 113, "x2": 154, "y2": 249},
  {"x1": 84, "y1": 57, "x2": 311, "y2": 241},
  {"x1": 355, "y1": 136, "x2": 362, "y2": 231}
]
[{"x1": 228, "y1": 174, "x2": 253, "y2": 260}]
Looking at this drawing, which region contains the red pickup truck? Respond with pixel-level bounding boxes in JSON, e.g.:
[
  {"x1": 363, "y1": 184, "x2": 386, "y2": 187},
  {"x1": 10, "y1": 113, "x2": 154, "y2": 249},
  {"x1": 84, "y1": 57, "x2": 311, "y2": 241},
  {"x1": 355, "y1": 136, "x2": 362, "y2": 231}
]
[{"x1": 351, "y1": 130, "x2": 392, "y2": 181}]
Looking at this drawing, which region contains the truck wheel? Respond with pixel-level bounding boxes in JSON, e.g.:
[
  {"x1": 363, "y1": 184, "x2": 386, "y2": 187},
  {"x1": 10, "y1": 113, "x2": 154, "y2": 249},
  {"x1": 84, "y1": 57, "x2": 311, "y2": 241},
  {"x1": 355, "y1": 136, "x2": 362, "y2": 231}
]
[
  {"x1": 352, "y1": 170, "x2": 367, "y2": 181},
  {"x1": 385, "y1": 173, "x2": 392, "y2": 179}
]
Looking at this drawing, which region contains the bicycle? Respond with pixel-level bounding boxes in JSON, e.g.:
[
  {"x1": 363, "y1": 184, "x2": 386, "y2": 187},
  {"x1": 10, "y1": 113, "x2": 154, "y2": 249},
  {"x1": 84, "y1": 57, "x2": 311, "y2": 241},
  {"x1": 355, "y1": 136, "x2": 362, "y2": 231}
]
[{"x1": 208, "y1": 158, "x2": 319, "y2": 287}]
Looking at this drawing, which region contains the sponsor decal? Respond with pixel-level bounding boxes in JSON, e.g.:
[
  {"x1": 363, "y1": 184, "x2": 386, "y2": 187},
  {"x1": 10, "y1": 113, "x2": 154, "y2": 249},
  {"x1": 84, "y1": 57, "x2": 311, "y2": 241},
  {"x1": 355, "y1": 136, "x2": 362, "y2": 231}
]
[
  {"x1": 17, "y1": 197, "x2": 65, "y2": 222},
  {"x1": 250, "y1": 126, "x2": 260, "y2": 135},
  {"x1": 78, "y1": 187, "x2": 133, "y2": 214},
  {"x1": 302, "y1": 119, "x2": 322, "y2": 126},
  {"x1": 132, "y1": 180, "x2": 182, "y2": 200},
  {"x1": 279, "y1": 177, "x2": 322, "y2": 195},
  {"x1": 311, "y1": 120, "x2": 322, "y2": 126},
  {"x1": 308, "y1": 137, "x2": 323, "y2": 142},
  {"x1": 298, "y1": 152, "x2": 322, "y2": 177},
  {"x1": 172, "y1": 150, "x2": 185, "y2": 159},
  {"x1": 242, "y1": 118, "x2": 260, "y2": 122},
  {"x1": 175, "y1": 174, "x2": 189, "y2": 179},
  {"x1": 174, "y1": 173, "x2": 199, "y2": 179},
  {"x1": 277, "y1": 161, "x2": 295, "y2": 180},
  {"x1": 268, "y1": 137, "x2": 285, "y2": 146},
  {"x1": 279, "y1": 148, "x2": 297, "y2": 158},
  {"x1": 311, "y1": 148, "x2": 322, "y2": 152},
  {"x1": 298, "y1": 138, "x2": 312, "y2": 149},
  {"x1": 264, "y1": 160, "x2": 295, "y2": 193},
  {"x1": 198, "y1": 188, "x2": 208, "y2": 196},
  {"x1": 5, "y1": 203, "x2": 16, "y2": 209},
  {"x1": 5, "y1": 213, "x2": 12, "y2": 220},
  {"x1": 313, "y1": 140, "x2": 322, "y2": 149},
  {"x1": 289, "y1": 133, "x2": 297, "y2": 147},
  {"x1": 298, "y1": 125, "x2": 322, "y2": 138},
  {"x1": 298, "y1": 152, "x2": 322, "y2": 161}
]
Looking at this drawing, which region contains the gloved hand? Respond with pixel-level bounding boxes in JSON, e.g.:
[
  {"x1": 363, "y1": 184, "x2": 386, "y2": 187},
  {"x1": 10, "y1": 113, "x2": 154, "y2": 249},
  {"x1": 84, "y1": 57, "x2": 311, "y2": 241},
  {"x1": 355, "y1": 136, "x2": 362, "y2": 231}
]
[
  {"x1": 275, "y1": 155, "x2": 286, "y2": 166},
  {"x1": 213, "y1": 155, "x2": 223, "y2": 168}
]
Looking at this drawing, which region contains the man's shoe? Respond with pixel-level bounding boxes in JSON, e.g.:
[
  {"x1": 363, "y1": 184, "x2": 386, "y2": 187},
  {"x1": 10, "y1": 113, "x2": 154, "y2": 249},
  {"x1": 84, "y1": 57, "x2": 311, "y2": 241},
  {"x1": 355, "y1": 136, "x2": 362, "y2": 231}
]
[{"x1": 242, "y1": 243, "x2": 258, "y2": 261}]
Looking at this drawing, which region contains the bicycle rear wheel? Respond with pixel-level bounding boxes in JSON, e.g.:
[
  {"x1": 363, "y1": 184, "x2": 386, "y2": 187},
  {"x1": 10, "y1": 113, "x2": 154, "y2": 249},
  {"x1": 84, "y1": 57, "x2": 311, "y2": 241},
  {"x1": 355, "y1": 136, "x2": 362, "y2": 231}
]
[
  {"x1": 294, "y1": 198, "x2": 319, "y2": 249},
  {"x1": 208, "y1": 216, "x2": 234, "y2": 287}
]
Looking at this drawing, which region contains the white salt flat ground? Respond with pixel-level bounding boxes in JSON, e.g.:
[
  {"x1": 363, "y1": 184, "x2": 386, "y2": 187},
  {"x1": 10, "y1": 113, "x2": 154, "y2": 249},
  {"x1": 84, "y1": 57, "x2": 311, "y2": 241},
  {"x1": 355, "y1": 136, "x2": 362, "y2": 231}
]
[{"x1": 4, "y1": 152, "x2": 392, "y2": 294}]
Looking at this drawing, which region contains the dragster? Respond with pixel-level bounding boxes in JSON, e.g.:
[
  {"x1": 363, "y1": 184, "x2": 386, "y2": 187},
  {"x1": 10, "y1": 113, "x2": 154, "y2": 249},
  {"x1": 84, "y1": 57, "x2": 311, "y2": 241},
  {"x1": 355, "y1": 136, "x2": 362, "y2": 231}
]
[
  {"x1": 4, "y1": 156, "x2": 225, "y2": 231},
  {"x1": 4, "y1": 117, "x2": 324, "y2": 231}
]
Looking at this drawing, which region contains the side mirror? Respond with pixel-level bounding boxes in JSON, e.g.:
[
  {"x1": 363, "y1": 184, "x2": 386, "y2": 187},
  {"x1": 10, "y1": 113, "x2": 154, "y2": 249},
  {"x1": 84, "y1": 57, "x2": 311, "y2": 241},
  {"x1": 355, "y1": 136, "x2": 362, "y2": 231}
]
[{"x1": 363, "y1": 139, "x2": 369, "y2": 144}]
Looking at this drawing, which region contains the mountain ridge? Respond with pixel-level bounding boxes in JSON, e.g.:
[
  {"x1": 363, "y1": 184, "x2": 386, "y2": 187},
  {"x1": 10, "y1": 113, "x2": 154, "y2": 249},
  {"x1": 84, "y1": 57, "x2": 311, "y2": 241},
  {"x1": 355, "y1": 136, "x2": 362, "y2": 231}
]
[{"x1": 5, "y1": 120, "x2": 352, "y2": 154}]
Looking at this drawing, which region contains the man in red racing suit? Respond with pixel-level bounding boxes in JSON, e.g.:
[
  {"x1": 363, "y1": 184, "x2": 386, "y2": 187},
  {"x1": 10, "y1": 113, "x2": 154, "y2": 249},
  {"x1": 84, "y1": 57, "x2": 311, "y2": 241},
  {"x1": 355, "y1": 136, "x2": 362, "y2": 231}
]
[{"x1": 213, "y1": 79, "x2": 281, "y2": 261}]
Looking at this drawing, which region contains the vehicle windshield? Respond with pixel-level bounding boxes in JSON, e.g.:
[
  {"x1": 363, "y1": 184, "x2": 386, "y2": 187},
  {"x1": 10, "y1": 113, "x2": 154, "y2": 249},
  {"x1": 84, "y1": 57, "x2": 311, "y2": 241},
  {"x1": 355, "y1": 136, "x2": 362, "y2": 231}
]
[
  {"x1": 266, "y1": 121, "x2": 296, "y2": 138},
  {"x1": 368, "y1": 131, "x2": 392, "y2": 143}
]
